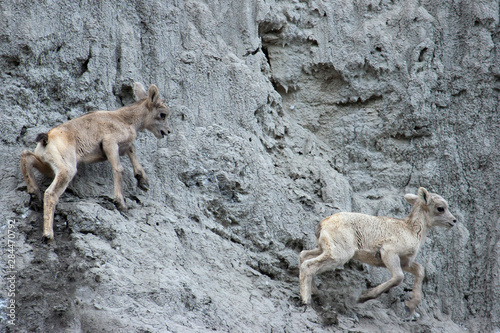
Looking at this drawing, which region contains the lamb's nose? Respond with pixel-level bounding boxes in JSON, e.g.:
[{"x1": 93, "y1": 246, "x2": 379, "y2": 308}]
[{"x1": 453, "y1": 219, "x2": 457, "y2": 223}]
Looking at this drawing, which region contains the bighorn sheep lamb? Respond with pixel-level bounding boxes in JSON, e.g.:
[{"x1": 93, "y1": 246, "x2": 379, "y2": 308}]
[
  {"x1": 299, "y1": 187, "x2": 456, "y2": 315},
  {"x1": 20, "y1": 82, "x2": 170, "y2": 241}
]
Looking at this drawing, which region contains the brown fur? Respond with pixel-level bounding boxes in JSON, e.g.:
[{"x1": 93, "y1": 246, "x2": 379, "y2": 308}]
[
  {"x1": 299, "y1": 187, "x2": 457, "y2": 316},
  {"x1": 20, "y1": 82, "x2": 170, "y2": 242}
]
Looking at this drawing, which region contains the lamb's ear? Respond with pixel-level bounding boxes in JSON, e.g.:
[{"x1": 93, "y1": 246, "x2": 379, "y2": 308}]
[
  {"x1": 417, "y1": 187, "x2": 429, "y2": 205},
  {"x1": 148, "y1": 84, "x2": 160, "y2": 106},
  {"x1": 133, "y1": 82, "x2": 147, "y2": 100},
  {"x1": 404, "y1": 194, "x2": 418, "y2": 205}
]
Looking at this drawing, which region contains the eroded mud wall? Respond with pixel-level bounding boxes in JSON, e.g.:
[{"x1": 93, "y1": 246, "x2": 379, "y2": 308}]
[{"x1": 0, "y1": 1, "x2": 498, "y2": 332}]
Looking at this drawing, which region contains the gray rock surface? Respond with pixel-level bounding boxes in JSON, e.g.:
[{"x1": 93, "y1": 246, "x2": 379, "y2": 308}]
[{"x1": 0, "y1": 0, "x2": 498, "y2": 332}]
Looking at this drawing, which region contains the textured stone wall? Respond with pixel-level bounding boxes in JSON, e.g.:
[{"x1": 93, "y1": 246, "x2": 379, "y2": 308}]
[{"x1": 0, "y1": 0, "x2": 498, "y2": 332}]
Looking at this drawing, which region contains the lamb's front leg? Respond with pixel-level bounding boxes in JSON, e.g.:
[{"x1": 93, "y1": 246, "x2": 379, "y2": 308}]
[
  {"x1": 127, "y1": 145, "x2": 149, "y2": 191},
  {"x1": 403, "y1": 262, "x2": 425, "y2": 315},
  {"x1": 358, "y1": 249, "x2": 404, "y2": 302},
  {"x1": 102, "y1": 139, "x2": 127, "y2": 211}
]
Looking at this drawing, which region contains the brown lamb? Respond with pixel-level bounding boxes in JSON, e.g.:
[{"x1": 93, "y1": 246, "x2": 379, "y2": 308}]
[{"x1": 20, "y1": 82, "x2": 170, "y2": 241}]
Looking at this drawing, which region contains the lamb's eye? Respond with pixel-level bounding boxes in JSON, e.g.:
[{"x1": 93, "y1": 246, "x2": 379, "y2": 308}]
[
  {"x1": 160, "y1": 113, "x2": 166, "y2": 120},
  {"x1": 437, "y1": 207, "x2": 445, "y2": 212}
]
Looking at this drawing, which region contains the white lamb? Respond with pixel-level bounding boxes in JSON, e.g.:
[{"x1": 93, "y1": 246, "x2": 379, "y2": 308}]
[{"x1": 299, "y1": 187, "x2": 457, "y2": 315}]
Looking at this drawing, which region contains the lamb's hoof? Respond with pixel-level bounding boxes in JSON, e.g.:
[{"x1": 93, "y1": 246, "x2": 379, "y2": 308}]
[
  {"x1": 357, "y1": 291, "x2": 372, "y2": 303},
  {"x1": 403, "y1": 305, "x2": 420, "y2": 321},
  {"x1": 300, "y1": 301, "x2": 311, "y2": 313},
  {"x1": 320, "y1": 311, "x2": 339, "y2": 326},
  {"x1": 29, "y1": 193, "x2": 43, "y2": 211},
  {"x1": 299, "y1": 295, "x2": 312, "y2": 309},
  {"x1": 138, "y1": 181, "x2": 149, "y2": 191},
  {"x1": 114, "y1": 200, "x2": 128, "y2": 212},
  {"x1": 135, "y1": 175, "x2": 149, "y2": 191},
  {"x1": 404, "y1": 305, "x2": 411, "y2": 315},
  {"x1": 42, "y1": 233, "x2": 55, "y2": 244}
]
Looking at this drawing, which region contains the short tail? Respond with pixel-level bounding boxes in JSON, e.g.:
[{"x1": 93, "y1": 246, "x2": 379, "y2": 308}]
[
  {"x1": 35, "y1": 133, "x2": 48, "y2": 146},
  {"x1": 315, "y1": 221, "x2": 322, "y2": 240}
]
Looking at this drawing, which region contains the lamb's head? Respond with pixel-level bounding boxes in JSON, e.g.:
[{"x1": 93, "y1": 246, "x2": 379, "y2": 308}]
[
  {"x1": 404, "y1": 187, "x2": 457, "y2": 229},
  {"x1": 133, "y1": 82, "x2": 170, "y2": 139}
]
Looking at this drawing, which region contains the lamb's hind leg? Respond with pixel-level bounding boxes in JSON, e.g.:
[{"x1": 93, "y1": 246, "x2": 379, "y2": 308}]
[
  {"x1": 299, "y1": 248, "x2": 323, "y2": 295},
  {"x1": 358, "y1": 248, "x2": 404, "y2": 303},
  {"x1": 300, "y1": 248, "x2": 323, "y2": 266},
  {"x1": 300, "y1": 250, "x2": 332, "y2": 305},
  {"x1": 300, "y1": 246, "x2": 353, "y2": 305},
  {"x1": 403, "y1": 262, "x2": 424, "y2": 316},
  {"x1": 20, "y1": 150, "x2": 54, "y2": 209},
  {"x1": 43, "y1": 164, "x2": 76, "y2": 241}
]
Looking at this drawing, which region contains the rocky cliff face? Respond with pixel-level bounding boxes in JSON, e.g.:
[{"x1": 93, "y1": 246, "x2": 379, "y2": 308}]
[{"x1": 1, "y1": 0, "x2": 499, "y2": 332}]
